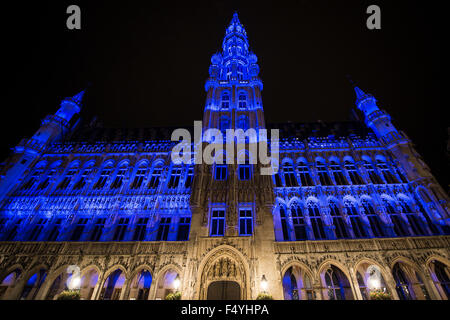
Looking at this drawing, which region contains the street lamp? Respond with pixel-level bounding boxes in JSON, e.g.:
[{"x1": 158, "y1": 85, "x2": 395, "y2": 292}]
[{"x1": 261, "y1": 275, "x2": 268, "y2": 292}]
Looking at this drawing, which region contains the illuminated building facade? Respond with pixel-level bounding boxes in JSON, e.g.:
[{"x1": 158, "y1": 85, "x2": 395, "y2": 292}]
[{"x1": 0, "y1": 13, "x2": 449, "y2": 300}]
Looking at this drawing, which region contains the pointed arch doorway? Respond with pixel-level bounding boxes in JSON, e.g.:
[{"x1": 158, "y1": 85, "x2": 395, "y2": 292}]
[{"x1": 207, "y1": 281, "x2": 241, "y2": 300}]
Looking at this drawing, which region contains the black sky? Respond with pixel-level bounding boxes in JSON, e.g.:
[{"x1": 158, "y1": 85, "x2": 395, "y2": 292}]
[{"x1": 2, "y1": 0, "x2": 447, "y2": 188}]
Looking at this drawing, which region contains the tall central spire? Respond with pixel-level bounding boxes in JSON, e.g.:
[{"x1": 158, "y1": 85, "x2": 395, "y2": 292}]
[{"x1": 206, "y1": 13, "x2": 261, "y2": 88}]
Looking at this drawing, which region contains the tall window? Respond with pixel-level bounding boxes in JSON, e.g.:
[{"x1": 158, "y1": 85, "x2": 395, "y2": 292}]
[
  {"x1": 297, "y1": 162, "x2": 313, "y2": 186},
  {"x1": 329, "y1": 201, "x2": 349, "y2": 239},
  {"x1": 308, "y1": 202, "x2": 326, "y2": 240},
  {"x1": 156, "y1": 217, "x2": 171, "y2": 241},
  {"x1": 345, "y1": 161, "x2": 363, "y2": 185},
  {"x1": 20, "y1": 169, "x2": 42, "y2": 190},
  {"x1": 345, "y1": 200, "x2": 367, "y2": 238},
  {"x1": 219, "y1": 116, "x2": 231, "y2": 134},
  {"x1": 362, "y1": 199, "x2": 385, "y2": 237},
  {"x1": 383, "y1": 199, "x2": 409, "y2": 237},
  {"x1": 283, "y1": 164, "x2": 298, "y2": 187},
  {"x1": 215, "y1": 165, "x2": 227, "y2": 180},
  {"x1": 274, "y1": 171, "x2": 282, "y2": 187},
  {"x1": 330, "y1": 161, "x2": 348, "y2": 185},
  {"x1": 393, "y1": 264, "x2": 413, "y2": 300},
  {"x1": 237, "y1": 115, "x2": 249, "y2": 131},
  {"x1": 93, "y1": 166, "x2": 112, "y2": 189},
  {"x1": 71, "y1": 218, "x2": 88, "y2": 241},
  {"x1": 130, "y1": 167, "x2": 147, "y2": 189},
  {"x1": 376, "y1": 159, "x2": 399, "y2": 184},
  {"x1": 239, "y1": 209, "x2": 253, "y2": 236},
  {"x1": 184, "y1": 166, "x2": 194, "y2": 188},
  {"x1": 148, "y1": 166, "x2": 162, "y2": 189},
  {"x1": 363, "y1": 160, "x2": 383, "y2": 184},
  {"x1": 56, "y1": 168, "x2": 77, "y2": 190},
  {"x1": 210, "y1": 209, "x2": 225, "y2": 236},
  {"x1": 325, "y1": 267, "x2": 346, "y2": 300},
  {"x1": 168, "y1": 166, "x2": 182, "y2": 188},
  {"x1": 221, "y1": 92, "x2": 230, "y2": 109},
  {"x1": 176, "y1": 217, "x2": 191, "y2": 241},
  {"x1": 399, "y1": 199, "x2": 426, "y2": 236},
  {"x1": 238, "y1": 92, "x2": 247, "y2": 109},
  {"x1": 279, "y1": 207, "x2": 290, "y2": 241},
  {"x1": 73, "y1": 167, "x2": 92, "y2": 190},
  {"x1": 47, "y1": 218, "x2": 62, "y2": 241},
  {"x1": 5, "y1": 219, "x2": 23, "y2": 241},
  {"x1": 415, "y1": 195, "x2": 440, "y2": 235},
  {"x1": 37, "y1": 168, "x2": 56, "y2": 190},
  {"x1": 90, "y1": 218, "x2": 106, "y2": 241},
  {"x1": 28, "y1": 218, "x2": 48, "y2": 241},
  {"x1": 110, "y1": 165, "x2": 127, "y2": 189},
  {"x1": 316, "y1": 161, "x2": 332, "y2": 186},
  {"x1": 133, "y1": 217, "x2": 149, "y2": 241},
  {"x1": 291, "y1": 205, "x2": 307, "y2": 240},
  {"x1": 113, "y1": 217, "x2": 129, "y2": 241},
  {"x1": 238, "y1": 164, "x2": 251, "y2": 180}
]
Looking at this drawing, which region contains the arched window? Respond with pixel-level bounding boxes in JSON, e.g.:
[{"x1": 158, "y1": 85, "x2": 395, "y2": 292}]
[
  {"x1": 20, "y1": 167, "x2": 44, "y2": 191},
  {"x1": 283, "y1": 163, "x2": 298, "y2": 187},
  {"x1": 399, "y1": 198, "x2": 427, "y2": 236},
  {"x1": 110, "y1": 164, "x2": 128, "y2": 189},
  {"x1": 376, "y1": 159, "x2": 399, "y2": 184},
  {"x1": 73, "y1": 163, "x2": 94, "y2": 190},
  {"x1": 431, "y1": 260, "x2": 450, "y2": 299},
  {"x1": 238, "y1": 92, "x2": 247, "y2": 109},
  {"x1": 93, "y1": 163, "x2": 113, "y2": 190},
  {"x1": 274, "y1": 171, "x2": 282, "y2": 187},
  {"x1": 291, "y1": 204, "x2": 307, "y2": 240},
  {"x1": 221, "y1": 92, "x2": 230, "y2": 109},
  {"x1": 324, "y1": 266, "x2": 352, "y2": 300},
  {"x1": 329, "y1": 201, "x2": 349, "y2": 239},
  {"x1": 184, "y1": 165, "x2": 194, "y2": 188},
  {"x1": 219, "y1": 115, "x2": 231, "y2": 133},
  {"x1": 56, "y1": 164, "x2": 78, "y2": 191},
  {"x1": 316, "y1": 160, "x2": 332, "y2": 186},
  {"x1": 168, "y1": 165, "x2": 182, "y2": 188},
  {"x1": 393, "y1": 264, "x2": 413, "y2": 300},
  {"x1": 236, "y1": 114, "x2": 249, "y2": 131},
  {"x1": 308, "y1": 201, "x2": 326, "y2": 240},
  {"x1": 148, "y1": 164, "x2": 162, "y2": 189},
  {"x1": 130, "y1": 164, "x2": 148, "y2": 189},
  {"x1": 383, "y1": 199, "x2": 410, "y2": 237},
  {"x1": 414, "y1": 193, "x2": 441, "y2": 235},
  {"x1": 344, "y1": 200, "x2": 367, "y2": 238},
  {"x1": 344, "y1": 160, "x2": 363, "y2": 185},
  {"x1": 329, "y1": 161, "x2": 348, "y2": 185},
  {"x1": 279, "y1": 206, "x2": 290, "y2": 241},
  {"x1": 297, "y1": 161, "x2": 313, "y2": 186},
  {"x1": 363, "y1": 159, "x2": 383, "y2": 184},
  {"x1": 362, "y1": 198, "x2": 385, "y2": 237}
]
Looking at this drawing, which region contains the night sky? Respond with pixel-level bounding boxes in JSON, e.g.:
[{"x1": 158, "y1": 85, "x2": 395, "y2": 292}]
[{"x1": 2, "y1": 1, "x2": 447, "y2": 188}]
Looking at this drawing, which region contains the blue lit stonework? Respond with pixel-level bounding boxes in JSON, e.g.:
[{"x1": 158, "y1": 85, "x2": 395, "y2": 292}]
[{"x1": 0, "y1": 14, "x2": 449, "y2": 301}]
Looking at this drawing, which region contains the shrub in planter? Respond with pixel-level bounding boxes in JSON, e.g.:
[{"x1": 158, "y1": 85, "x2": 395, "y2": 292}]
[
  {"x1": 165, "y1": 291, "x2": 181, "y2": 300},
  {"x1": 369, "y1": 289, "x2": 392, "y2": 300},
  {"x1": 56, "y1": 290, "x2": 81, "y2": 300},
  {"x1": 256, "y1": 293, "x2": 273, "y2": 300}
]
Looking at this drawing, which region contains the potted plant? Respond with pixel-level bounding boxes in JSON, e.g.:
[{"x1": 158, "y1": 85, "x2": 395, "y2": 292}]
[
  {"x1": 56, "y1": 290, "x2": 81, "y2": 300},
  {"x1": 165, "y1": 291, "x2": 181, "y2": 300},
  {"x1": 256, "y1": 293, "x2": 273, "y2": 300},
  {"x1": 369, "y1": 289, "x2": 392, "y2": 300}
]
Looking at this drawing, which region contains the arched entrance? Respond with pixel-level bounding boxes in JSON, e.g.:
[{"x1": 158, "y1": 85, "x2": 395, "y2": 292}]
[
  {"x1": 207, "y1": 281, "x2": 240, "y2": 300},
  {"x1": 198, "y1": 246, "x2": 249, "y2": 300}
]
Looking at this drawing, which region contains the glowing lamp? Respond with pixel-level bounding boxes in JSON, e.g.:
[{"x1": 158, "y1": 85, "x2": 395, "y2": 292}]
[
  {"x1": 173, "y1": 275, "x2": 181, "y2": 291},
  {"x1": 261, "y1": 275, "x2": 268, "y2": 292},
  {"x1": 68, "y1": 275, "x2": 81, "y2": 290}
]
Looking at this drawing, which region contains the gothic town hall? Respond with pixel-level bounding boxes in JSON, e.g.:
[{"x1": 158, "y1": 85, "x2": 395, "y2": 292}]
[{"x1": 0, "y1": 14, "x2": 449, "y2": 300}]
